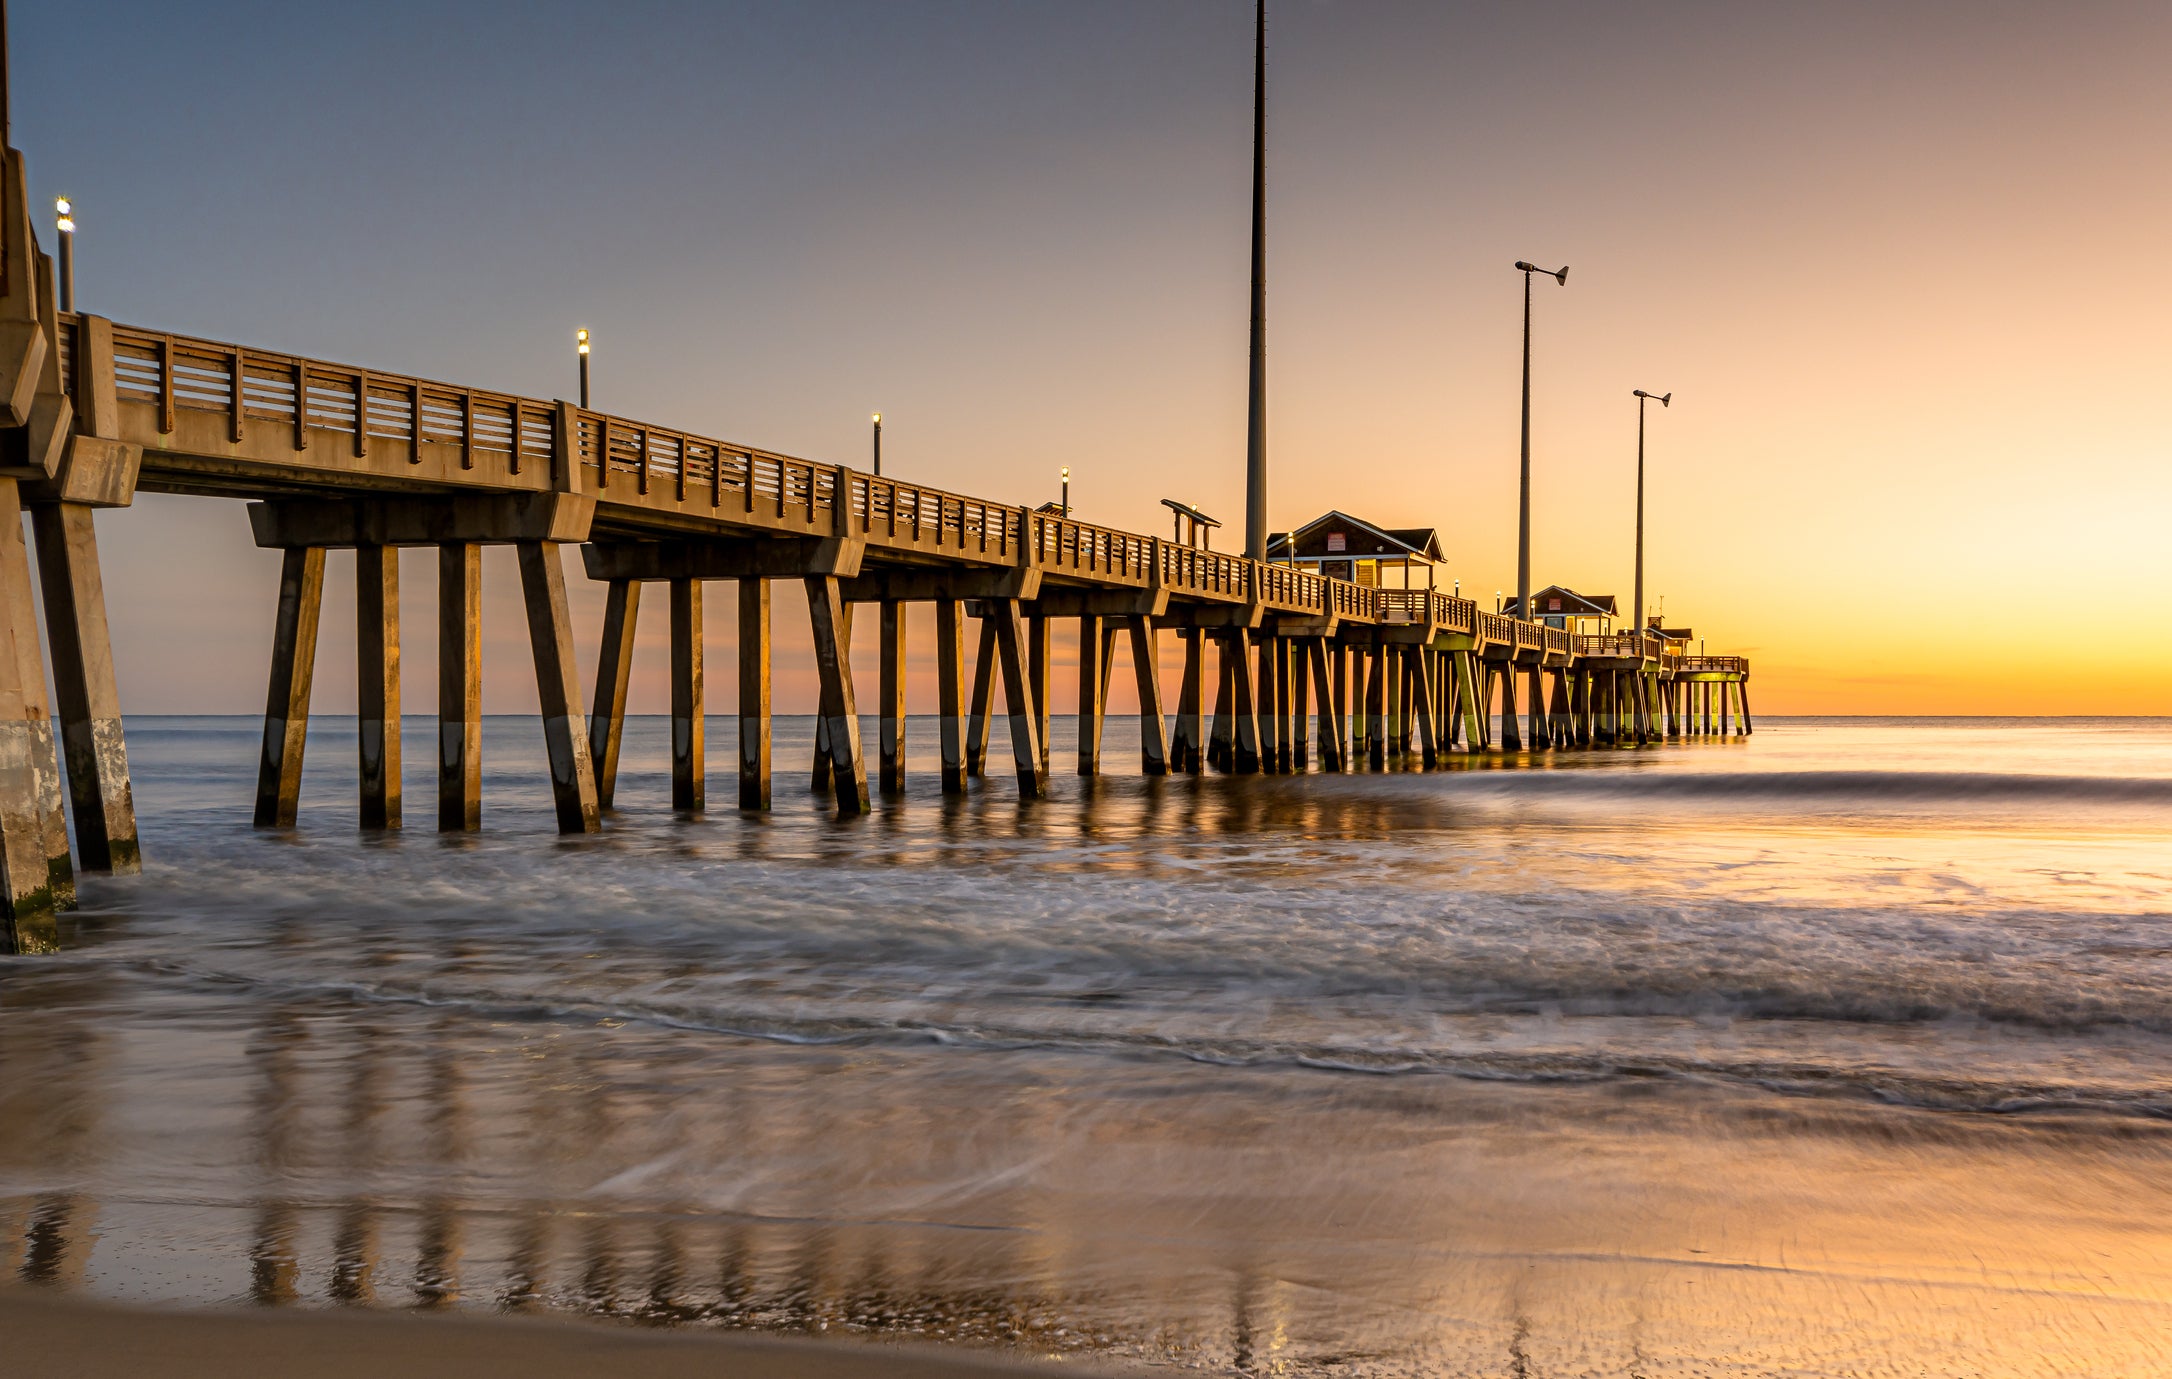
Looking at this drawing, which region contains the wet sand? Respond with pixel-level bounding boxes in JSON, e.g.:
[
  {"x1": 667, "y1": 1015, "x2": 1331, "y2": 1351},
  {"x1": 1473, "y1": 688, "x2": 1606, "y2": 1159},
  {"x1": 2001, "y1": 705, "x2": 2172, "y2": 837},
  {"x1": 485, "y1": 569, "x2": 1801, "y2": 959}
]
[{"x1": 2, "y1": 1290, "x2": 1109, "y2": 1379}]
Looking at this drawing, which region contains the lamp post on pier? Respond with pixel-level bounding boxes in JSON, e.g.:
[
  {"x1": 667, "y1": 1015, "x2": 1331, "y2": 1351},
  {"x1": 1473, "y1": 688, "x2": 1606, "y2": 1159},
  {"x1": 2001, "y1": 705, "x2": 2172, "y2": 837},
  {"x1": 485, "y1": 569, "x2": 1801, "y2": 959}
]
[
  {"x1": 1512, "y1": 260, "x2": 1568, "y2": 624},
  {"x1": 871, "y1": 413, "x2": 882, "y2": 477},
  {"x1": 1060, "y1": 466, "x2": 1071, "y2": 518},
  {"x1": 1632, "y1": 389, "x2": 1671, "y2": 637},
  {"x1": 55, "y1": 197, "x2": 74, "y2": 312},
  {"x1": 576, "y1": 328, "x2": 590, "y2": 409}
]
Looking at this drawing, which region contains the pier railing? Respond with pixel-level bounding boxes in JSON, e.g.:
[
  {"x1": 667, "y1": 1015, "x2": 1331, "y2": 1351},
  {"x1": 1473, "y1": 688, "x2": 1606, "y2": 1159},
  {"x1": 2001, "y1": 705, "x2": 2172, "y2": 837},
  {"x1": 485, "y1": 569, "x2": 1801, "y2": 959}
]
[
  {"x1": 77, "y1": 315, "x2": 1746, "y2": 665},
  {"x1": 1678, "y1": 656, "x2": 1750, "y2": 674}
]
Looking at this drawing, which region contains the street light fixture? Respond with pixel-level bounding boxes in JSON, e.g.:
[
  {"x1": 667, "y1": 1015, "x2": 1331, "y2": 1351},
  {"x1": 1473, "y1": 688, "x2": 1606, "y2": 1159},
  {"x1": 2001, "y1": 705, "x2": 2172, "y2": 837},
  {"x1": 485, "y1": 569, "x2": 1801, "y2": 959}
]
[
  {"x1": 576, "y1": 328, "x2": 591, "y2": 409},
  {"x1": 1632, "y1": 389, "x2": 1672, "y2": 639},
  {"x1": 55, "y1": 197, "x2": 74, "y2": 313},
  {"x1": 1512, "y1": 260, "x2": 1568, "y2": 624},
  {"x1": 1060, "y1": 466, "x2": 1071, "y2": 518},
  {"x1": 871, "y1": 413, "x2": 882, "y2": 477}
]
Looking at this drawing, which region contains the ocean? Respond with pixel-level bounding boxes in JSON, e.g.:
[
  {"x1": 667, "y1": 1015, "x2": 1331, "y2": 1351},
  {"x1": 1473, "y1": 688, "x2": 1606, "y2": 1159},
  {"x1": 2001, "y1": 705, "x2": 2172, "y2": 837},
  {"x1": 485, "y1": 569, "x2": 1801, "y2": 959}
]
[{"x1": 4, "y1": 715, "x2": 2170, "y2": 1376}]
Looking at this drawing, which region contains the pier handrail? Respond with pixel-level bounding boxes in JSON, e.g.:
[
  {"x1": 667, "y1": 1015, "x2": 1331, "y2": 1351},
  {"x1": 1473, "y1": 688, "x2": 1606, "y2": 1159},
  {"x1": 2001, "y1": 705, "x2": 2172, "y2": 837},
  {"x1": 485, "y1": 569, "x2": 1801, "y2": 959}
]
[{"x1": 76, "y1": 315, "x2": 1752, "y2": 665}]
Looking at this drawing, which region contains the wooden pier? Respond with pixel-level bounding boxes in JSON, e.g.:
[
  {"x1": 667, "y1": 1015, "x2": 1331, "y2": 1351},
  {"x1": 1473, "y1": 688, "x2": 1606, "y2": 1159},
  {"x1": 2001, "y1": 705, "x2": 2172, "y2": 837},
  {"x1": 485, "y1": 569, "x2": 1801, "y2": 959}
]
[{"x1": 0, "y1": 143, "x2": 1750, "y2": 953}]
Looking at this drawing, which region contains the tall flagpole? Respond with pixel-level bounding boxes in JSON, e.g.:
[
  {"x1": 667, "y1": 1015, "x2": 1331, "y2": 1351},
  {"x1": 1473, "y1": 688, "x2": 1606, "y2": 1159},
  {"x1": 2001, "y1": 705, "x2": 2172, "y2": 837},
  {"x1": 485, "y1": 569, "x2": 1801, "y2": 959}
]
[{"x1": 1243, "y1": 0, "x2": 1268, "y2": 561}]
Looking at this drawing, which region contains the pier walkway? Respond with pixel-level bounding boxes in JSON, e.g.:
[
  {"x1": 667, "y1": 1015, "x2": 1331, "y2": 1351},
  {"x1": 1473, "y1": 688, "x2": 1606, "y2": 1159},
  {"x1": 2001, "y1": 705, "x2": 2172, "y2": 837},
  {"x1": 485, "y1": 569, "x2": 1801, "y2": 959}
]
[{"x1": 0, "y1": 144, "x2": 1749, "y2": 951}]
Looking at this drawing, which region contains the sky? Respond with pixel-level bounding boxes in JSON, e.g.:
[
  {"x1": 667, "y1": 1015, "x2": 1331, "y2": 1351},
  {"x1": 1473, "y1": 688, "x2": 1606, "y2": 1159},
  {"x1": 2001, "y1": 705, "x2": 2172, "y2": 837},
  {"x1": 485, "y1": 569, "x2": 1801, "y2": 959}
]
[{"x1": 13, "y1": 0, "x2": 2171, "y2": 716}]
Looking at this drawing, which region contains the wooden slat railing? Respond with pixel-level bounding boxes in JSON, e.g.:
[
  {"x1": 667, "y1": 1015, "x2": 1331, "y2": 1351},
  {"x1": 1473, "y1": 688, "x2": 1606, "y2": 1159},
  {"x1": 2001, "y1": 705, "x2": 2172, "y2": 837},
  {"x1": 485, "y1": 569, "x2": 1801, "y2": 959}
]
[{"x1": 87, "y1": 314, "x2": 1755, "y2": 663}]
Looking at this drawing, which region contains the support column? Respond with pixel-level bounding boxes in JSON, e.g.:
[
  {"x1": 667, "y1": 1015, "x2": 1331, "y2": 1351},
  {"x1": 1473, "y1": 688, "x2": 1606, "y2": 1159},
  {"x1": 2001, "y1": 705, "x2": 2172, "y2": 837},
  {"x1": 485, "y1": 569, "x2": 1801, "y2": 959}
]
[
  {"x1": 356, "y1": 545, "x2": 401, "y2": 830},
  {"x1": 1291, "y1": 638, "x2": 1310, "y2": 771},
  {"x1": 1028, "y1": 612, "x2": 1051, "y2": 775},
  {"x1": 1347, "y1": 642, "x2": 1369, "y2": 762},
  {"x1": 518, "y1": 542, "x2": 602, "y2": 834},
  {"x1": 1254, "y1": 632, "x2": 1279, "y2": 774},
  {"x1": 1309, "y1": 640, "x2": 1344, "y2": 772},
  {"x1": 437, "y1": 542, "x2": 482, "y2": 832},
  {"x1": 1364, "y1": 645, "x2": 1386, "y2": 768},
  {"x1": 1128, "y1": 616, "x2": 1169, "y2": 776},
  {"x1": 878, "y1": 599, "x2": 906, "y2": 795},
  {"x1": 1411, "y1": 648, "x2": 1439, "y2": 768},
  {"x1": 1721, "y1": 680, "x2": 1735, "y2": 737},
  {"x1": 1227, "y1": 631, "x2": 1261, "y2": 774},
  {"x1": 30, "y1": 504, "x2": 139, "y2": 869},
  {"x1": 806, "y1": 576, "x2": 869, "y2": 817},
  {"x1": 936, "y1": 600, "x2": 966, "y2": 795},
  {"x1": 1738, "y1": 680, "x2": 1755, "y2": 734},
  {"x1": 1548, "y1": 671, "x2": 1571, "y2": 750},
  {"x1": 1381, "y1": 646, "x2": 1402, "y2": 760},
  {"x1": 1453, "y1": 651, "x2": 1484, "y2": 753},
  {"x1": 670, "y1": 577, "x2": 704, "y2": 811},
  {"x1": 1077, "y1": 614, "x2": 1105, "y2": 777},
  {"x1": 1498, "y1": 661, "x2": 1523, "y2": 751},
  {"x1": 989, "y1": 599, "x2": 1047, "y2": 799},
  {"x1": 965, "y1": 614, "x2": 996, "y2": 777},
  {"x1": 1208, "y1": 639, "x2": 1234, "y2": 770},
  {"x1": 254, "y1": 547, "x2": 324, "y2": 828},
  {"x1": 1526, "y1": 667, "x2": 1545, "y2": 749},
  {"x1": 1172, "y1": 626, "x2": 1203, "y2": 774},
  {"x1": 0, "y1": 483, "x2": 70, "y2": 937},
  {"x1": 738, "y1": 579, "x2": 771, "y2": 810},
  {"x1": 1329, "y1": 641, "x2": 1349, "y2": 765},
  {"x1": 587, "y1": 578, "x2": 639, "y2": 810}
]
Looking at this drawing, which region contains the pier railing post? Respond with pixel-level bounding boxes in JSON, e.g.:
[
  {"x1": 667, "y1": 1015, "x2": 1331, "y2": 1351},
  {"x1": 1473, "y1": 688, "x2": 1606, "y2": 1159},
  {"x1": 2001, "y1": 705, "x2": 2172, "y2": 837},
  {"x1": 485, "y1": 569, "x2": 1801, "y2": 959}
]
[
  {"x1": 670, "y1": 577, "x2": 704, "y2": 811},
  {"x1": 356, "y1": 544, "x2": 401, "y2": 829},
  {"x1": 587, "y1": 578, "x2": 639, "y2": 810},
  {"x1": 254, "y1": 547, "x2": 324, "y2": 827},
  {"x1": 737, "y1": 578, "x2": 771, "y2": 810},
  {"x1": 517, "y1": 541, "x2": 602, "y2": 834},
  {"x1": 437, "y1": 542, "x2": 482, "y2": 832}
]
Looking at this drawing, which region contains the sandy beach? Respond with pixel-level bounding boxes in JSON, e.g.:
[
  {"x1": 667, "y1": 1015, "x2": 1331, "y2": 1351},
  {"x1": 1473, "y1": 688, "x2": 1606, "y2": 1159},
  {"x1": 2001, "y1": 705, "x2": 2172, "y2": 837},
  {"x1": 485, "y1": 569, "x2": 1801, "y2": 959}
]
[{"x1": 2, "y1": 1290, "x2": 1101, "y2": 1379}]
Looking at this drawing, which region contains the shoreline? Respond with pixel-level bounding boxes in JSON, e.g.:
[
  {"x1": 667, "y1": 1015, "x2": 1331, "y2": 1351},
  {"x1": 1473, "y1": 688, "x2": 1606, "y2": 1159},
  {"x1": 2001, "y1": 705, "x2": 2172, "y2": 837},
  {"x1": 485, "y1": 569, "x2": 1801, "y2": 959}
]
[{"x1": 1, "y1": 1290, "x2": 1118, "y2": 1379}]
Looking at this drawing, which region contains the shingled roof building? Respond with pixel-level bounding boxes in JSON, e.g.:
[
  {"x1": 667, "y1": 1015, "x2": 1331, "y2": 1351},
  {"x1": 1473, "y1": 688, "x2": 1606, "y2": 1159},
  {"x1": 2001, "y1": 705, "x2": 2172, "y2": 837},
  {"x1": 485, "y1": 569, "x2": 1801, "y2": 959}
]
[
  {"x1": 1265, "y1": 511, "x2": 1443, "y2": 589},
  {"x1": 1502, "y1": 585, "x2": 1618, "y2": 635}
]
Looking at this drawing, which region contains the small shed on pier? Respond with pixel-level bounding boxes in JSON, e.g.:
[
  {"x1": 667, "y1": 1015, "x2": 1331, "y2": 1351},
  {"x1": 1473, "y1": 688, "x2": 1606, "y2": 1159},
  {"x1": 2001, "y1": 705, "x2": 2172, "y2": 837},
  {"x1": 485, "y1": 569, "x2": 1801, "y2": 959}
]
[
  {"x1": 1266, "y1": 511, "x2": 1443, "y2": 589},
  {"x1": 1504, "y1": 586, "x2": 1617, "y2": 634}
]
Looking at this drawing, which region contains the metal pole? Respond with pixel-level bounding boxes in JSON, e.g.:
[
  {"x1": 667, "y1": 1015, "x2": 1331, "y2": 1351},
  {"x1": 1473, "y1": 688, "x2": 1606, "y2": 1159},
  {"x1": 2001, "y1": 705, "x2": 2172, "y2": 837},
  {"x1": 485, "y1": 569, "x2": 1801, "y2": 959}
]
[
  {"x1": 1243, "y1": 0, "x2": 1268, "y2": 561},
  {"x1": 1062, "y1": 475, "x2": 1070, "y2": 518},
  {"x1": 577, "y1": 329, "x2": 591, "y2": 410},
  {"x1": 1634, "y1": 393, "x2": 1645, "y2": 637},
  {"x1": 56, "y1": 217, "x2": 73, "y2": 313},
  {"x1": 872, "y1": 414, "x2": 882, "y2": 478},
  {"x1": 1517, "y1": 270, "x2": 1531, "y2": 620}
]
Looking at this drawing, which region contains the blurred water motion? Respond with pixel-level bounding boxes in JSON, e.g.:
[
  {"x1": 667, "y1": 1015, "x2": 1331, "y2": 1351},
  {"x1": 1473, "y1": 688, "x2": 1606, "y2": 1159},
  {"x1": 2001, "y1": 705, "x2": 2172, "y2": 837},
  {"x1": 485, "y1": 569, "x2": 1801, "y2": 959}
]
[{"x1": 3, "y1": 715, "x2": 2171, "y2": 1376}]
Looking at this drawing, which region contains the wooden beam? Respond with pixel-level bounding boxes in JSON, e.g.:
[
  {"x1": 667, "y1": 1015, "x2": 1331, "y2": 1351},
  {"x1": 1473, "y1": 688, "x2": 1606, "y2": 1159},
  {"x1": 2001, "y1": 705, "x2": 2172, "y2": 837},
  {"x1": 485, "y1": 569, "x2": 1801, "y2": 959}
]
[
  {"x1": 583, "y1": 535, "x2": 863, "y2": 582},
  {"x1": 1172, "y1": 627, "x2": 1203, "y2": 774},
  {"x1": 517, "y1": 542, "x2": 602, "y2": 833},
  {"x1": 1208, "y1": 636, "x2": 1233, "y2": 771},
  {"x1": 738, "y1": 578, "x2": 771, "y2": 810},
  {"x1": 588, "y1": 579, "x2": 639, "y2": 810},
  {"x1": 1077, "y1": 614, "x2": 1104, "y2": 777},
  {"x1": 356, "y1": 545, "x2": 401, "y2": 829},
  {"x1": 936, "y1": 599, "x2": 966, "y2": 795},
  {"x1": 437, "y1": 542, "x2": 482, "y2": 832},
  {"x1": 807, "y1": 576, "x2": 870, "y2": 816},
  {"x1": 670, "y1": 577, "x2": 704, "y2": 810},
  {"x1": 988, "y1": 599, "x2": 1048, "y2": 799},
  {"x1": 1291, "y1": 636, "x2": 1310, "y2": 770},
  {"x1": 1227, "y1": 630, "x2": 1261, "y2": 774},
  {"x1": 1028, "y1": 613, "x2": 1051, "y2": 775},
  {"x1": 965, "y1": 614, "x2": 996, "y2": 778},
  {"x1": 29, "y1": 503, "x2": 140, "y2": 870},
  {"x1": 253, "y1": 547, "x2": 323, "y2": 828},
  {"x1": 0, "y1": 481, "x2": 72, "y2": 921},
  {"x1": 878, "y1": 599, "x2": 907, "y2": 795},
  {"x1": 1128, "y1": 615, "x2": 1169, "y2": 776}
]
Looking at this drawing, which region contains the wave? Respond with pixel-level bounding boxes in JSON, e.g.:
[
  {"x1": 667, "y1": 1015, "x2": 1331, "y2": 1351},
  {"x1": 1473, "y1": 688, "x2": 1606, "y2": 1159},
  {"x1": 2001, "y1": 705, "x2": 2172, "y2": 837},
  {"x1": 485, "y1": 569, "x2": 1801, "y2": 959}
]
[{"x1": 123, "y1": 955, "x2": 2172, "y2": 1124}]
